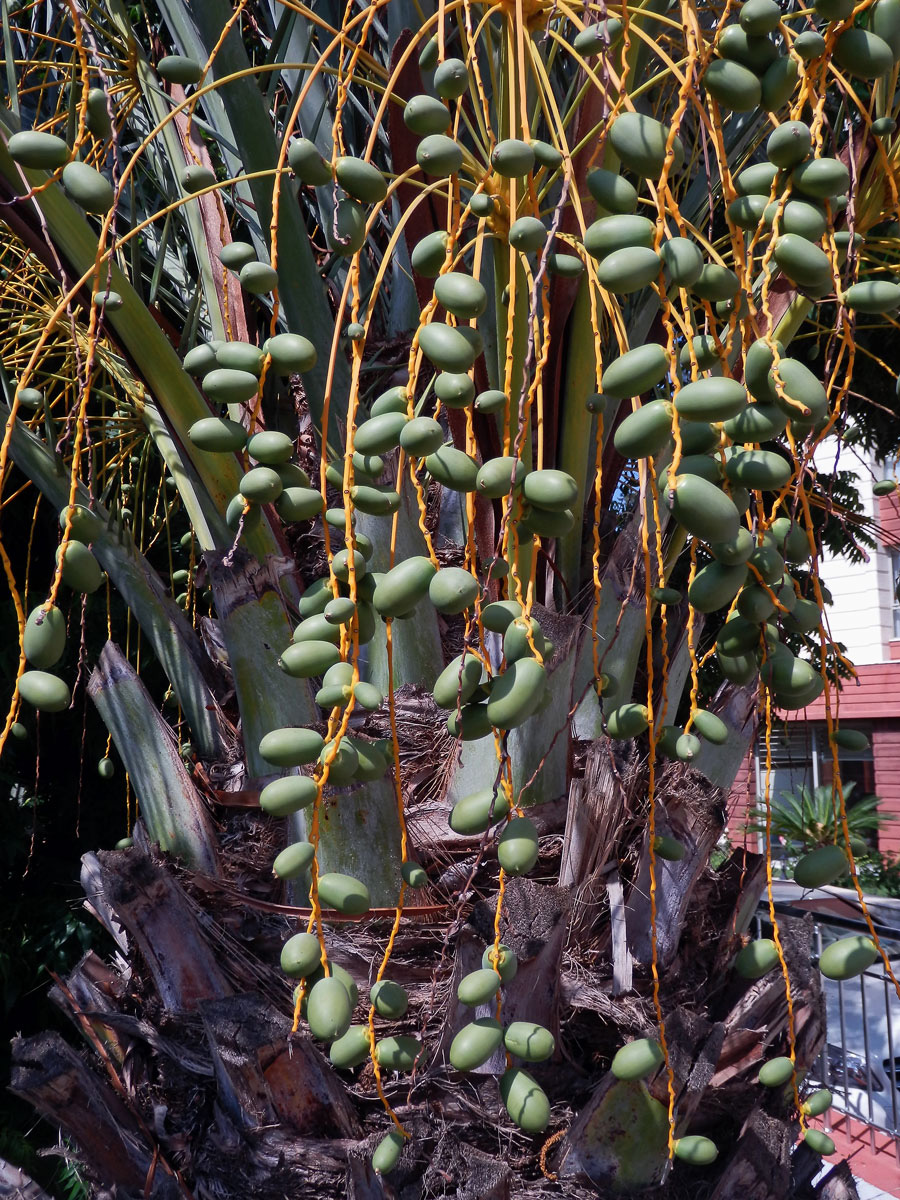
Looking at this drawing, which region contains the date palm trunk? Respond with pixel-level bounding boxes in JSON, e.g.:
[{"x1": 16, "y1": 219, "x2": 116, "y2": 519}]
[{"x1": 8, "y1": 691, "x2": 843, "y2": 1200}]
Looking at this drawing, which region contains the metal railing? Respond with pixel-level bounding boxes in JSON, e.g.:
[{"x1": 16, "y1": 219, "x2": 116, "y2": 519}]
[{"x1": 755, "y1": 901, "x2": 900, "y2": 1153}]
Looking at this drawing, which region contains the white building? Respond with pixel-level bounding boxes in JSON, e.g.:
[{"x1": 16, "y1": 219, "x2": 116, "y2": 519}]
[{"x1": 813, "y1": 436, "x2": 897, "y2": 666}]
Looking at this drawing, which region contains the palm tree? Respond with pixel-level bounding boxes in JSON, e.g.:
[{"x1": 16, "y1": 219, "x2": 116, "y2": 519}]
[
  {"x1": 2, "y1": 0, "x2": 899, "y2": 1195},
  {"x1": 748, "y1": 781, "x2": 888, "y2": 853}
]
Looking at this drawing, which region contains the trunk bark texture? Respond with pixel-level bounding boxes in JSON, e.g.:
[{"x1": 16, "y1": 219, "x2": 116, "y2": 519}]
[{"x1": 8, "y1": 742, "x2": 849, "y2": 1199}]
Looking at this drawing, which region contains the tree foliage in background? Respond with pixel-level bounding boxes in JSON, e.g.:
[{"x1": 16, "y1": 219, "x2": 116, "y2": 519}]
[{"x1": 749, "y1": 780, "x2": 886, "y2": 849}]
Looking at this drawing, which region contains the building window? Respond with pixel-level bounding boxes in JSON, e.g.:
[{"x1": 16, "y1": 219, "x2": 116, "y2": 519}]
[
  {"x1": 817, "y1": 724, "x2": 876, "y2": 798},
  {"x1": 755, "y1": 723, "x2": 816, "y2": 802},
  {"x1": 891, "y1": 549, "x2": 900, "y2": 639},
  {"x1": 752, "y1": 722, "x2": 876, "y2": 852}
]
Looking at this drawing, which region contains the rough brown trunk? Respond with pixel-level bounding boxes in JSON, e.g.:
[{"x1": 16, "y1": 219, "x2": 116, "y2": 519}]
[
  {"x1": 0, "y1": 1156, "x2": 53, "y2": 1199},
  {"x1": 9, "y1": 768, "x2": 838, "y2": 1200},
  {"x1": 9, "y1": 1032, "x2": 183, "y2": 1198}
]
